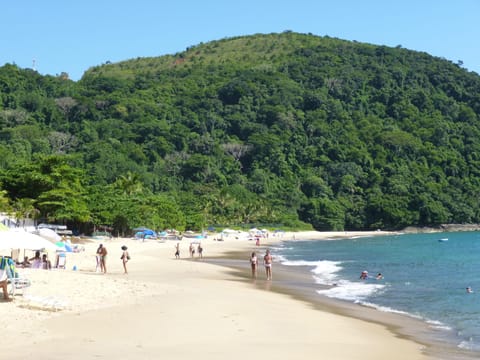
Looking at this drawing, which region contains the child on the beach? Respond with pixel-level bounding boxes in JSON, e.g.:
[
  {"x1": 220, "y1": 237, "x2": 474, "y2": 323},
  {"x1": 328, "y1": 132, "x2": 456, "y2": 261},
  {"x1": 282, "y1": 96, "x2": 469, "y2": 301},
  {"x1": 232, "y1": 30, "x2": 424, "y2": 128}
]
[{"x1": 250, "y1": 252, "x2": 258, "y2": 279}]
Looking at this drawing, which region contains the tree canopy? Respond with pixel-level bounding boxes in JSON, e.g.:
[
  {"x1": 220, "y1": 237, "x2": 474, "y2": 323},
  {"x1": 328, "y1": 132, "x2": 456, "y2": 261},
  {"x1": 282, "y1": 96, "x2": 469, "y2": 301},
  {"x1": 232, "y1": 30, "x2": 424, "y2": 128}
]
[{"x1": 1, "y1": 32, "x2": 480, "y2": 233}]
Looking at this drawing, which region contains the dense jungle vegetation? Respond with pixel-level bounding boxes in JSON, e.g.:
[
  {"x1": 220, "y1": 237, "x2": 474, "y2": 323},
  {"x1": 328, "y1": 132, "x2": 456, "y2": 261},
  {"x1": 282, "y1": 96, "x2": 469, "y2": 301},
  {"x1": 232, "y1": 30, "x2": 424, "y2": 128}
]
[{"x1": 1, "y1": 32, "x2": 480, "y2": 235}]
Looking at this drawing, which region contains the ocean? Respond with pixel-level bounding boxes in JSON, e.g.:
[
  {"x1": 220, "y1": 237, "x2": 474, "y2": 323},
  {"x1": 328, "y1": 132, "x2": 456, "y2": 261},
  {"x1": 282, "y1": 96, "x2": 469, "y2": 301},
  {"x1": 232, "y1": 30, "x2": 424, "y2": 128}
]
[{"x1": 274, "y1": 231, "x2": 480, "y2": 356}]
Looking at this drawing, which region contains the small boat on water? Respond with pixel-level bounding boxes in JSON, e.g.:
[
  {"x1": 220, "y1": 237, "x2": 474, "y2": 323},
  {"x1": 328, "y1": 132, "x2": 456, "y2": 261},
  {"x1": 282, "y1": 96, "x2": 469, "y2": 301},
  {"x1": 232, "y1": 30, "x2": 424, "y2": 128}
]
[{"x1": 438, "y1": 238, "x2": 448, "y2": 242}]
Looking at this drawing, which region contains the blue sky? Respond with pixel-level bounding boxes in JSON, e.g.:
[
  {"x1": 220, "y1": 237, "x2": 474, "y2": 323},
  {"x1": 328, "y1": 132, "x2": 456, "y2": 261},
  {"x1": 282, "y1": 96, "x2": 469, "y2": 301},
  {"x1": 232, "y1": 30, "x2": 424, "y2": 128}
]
[{"x1": 2, "y1": 0, "x2": 478, "y2": 81}]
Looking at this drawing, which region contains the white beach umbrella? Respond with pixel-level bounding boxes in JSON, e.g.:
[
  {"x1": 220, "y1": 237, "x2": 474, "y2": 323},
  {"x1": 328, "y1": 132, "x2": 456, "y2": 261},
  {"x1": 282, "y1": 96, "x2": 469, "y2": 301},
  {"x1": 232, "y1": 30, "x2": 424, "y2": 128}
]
[
  {"x1": 35, "y1": 228, "x2": 62, "y2": 243},
  {"x1": 0, "y1": 229, "x2": 58, "y2": 251}
]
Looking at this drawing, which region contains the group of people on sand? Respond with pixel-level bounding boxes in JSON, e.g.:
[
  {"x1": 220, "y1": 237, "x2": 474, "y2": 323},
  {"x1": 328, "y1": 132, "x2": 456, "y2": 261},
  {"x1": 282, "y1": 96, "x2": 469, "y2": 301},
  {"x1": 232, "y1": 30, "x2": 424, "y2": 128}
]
[
  {"x1": 96, "y1": 244, "x2": 130, "y2": 275},
  {"x1": 174, "y1": 242, "x2": 203, "y2": 259},
  {"x1": 250, "y1": 249, "x2": 273, "y2": 280},
  {"x1": 1, "y1": 251, "x2": 53, "y2": 302},
  {"x1": 16, "y1": 251, "x2": 52, "y2": 270}
]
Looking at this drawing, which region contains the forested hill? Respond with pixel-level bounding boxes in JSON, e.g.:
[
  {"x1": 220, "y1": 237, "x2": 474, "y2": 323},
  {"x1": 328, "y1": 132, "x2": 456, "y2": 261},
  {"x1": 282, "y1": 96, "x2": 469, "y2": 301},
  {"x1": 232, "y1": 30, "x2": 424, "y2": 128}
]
[{"x1": 1, "y1": 31, "x2": 480, "y2": 234}]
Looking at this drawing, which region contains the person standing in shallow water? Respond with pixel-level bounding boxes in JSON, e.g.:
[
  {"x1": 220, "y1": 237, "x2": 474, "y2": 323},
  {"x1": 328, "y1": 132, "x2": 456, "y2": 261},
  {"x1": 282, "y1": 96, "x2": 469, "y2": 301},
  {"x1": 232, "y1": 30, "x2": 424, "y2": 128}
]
[
  {"x1": 263, "y1": 249, "x2": 272, "y2": 280},
  {"x1": 250, "y1": 252, "x2": 258, "y2": 279}
]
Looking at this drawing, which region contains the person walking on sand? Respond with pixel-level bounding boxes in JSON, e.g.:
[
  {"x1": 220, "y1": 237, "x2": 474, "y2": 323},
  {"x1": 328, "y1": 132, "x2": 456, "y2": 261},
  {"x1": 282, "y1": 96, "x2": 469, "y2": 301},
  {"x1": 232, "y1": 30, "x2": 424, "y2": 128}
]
[
  {"x1": 250, "y1": 252, "x2": 258, "y2": 279},
  {"x1": 189, "y1": 243, "x2": 195, "y2": 258},
  {"x1": 120, "y1": 245, "x2": 130, "y2": 274},
  {"x1": 175, "y1": 242, "x2": 180, "y2": 259},
  {"x1": 264, "y1": 249, "x2": 273, "y2": 280},
  {"x1": 197, "y1": 243, "x2": 203, "y2": 258},
  {"x1": 97, "y1": 244, "x2": 108, "y2": 273},
  {"x1": 95, "y1": 245, "x2": 102, "y2": 272}
]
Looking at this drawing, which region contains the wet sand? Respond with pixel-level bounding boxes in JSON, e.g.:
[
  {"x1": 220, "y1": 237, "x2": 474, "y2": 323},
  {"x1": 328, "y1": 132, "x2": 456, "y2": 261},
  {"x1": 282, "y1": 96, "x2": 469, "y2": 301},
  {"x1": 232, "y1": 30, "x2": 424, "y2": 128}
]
[{"x1": 211, "y1": 247, "x2": 478, "y2": 360}]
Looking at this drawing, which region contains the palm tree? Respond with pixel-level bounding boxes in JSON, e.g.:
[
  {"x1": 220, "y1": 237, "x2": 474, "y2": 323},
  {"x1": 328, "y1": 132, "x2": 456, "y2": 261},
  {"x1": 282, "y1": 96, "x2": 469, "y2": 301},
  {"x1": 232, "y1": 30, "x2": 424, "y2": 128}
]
[
  {"x1": 13, "y1": 198, "x2": 40, "y2": 228},
  {"x1": 113, "y1": 172, "x2": 144, "y2": 196}
]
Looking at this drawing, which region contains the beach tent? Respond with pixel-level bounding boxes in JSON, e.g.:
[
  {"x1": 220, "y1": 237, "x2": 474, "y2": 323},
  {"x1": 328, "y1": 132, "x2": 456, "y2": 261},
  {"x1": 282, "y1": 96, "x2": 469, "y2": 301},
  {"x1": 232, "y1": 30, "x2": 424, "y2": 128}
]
[
  {"x1": 134, "y1": 228, "x2": 157, "y2": 239},
  {"x1": 0, "y1": 229, "x2": 58, "y2": 251}
]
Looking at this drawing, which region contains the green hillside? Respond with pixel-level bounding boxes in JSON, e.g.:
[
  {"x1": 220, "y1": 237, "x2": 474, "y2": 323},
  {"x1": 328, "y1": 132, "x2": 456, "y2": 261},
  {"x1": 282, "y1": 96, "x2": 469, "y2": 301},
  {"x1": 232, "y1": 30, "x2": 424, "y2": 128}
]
[{"x1": 1, "y1": 32, "x2": 480, "y2": 234}]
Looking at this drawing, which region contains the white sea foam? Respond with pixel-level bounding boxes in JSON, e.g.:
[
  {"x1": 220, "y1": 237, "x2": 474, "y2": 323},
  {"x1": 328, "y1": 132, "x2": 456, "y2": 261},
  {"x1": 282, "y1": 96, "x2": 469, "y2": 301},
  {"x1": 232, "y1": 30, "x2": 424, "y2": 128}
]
[
  {"x1": 317, "y1": 280, "x2": 385, "y2": 301},
  {"x1": 274, "y1": 254, "x2": 289, "y2": 263},
  {"x1": 282, "y1": 258, "x2": 386, "y2": 301},
  {"x1": 356, "y1": 302, "x2": 454, "y2": 334},
  {"x1": 457, "y1": 338, "x2": 480, "y2": 351},
  {"x1": 281, "y1": 259, "x2": 343, "y2": 284},
  {"x1": 426, "y1": 319, "x2": 452, "y2": 331},
  {"x1": 356, "y1": 301, "x2": 430, "y2": 322},
  {"x1": 359, "y1": 301, "x2": 411, "y2": 315}
]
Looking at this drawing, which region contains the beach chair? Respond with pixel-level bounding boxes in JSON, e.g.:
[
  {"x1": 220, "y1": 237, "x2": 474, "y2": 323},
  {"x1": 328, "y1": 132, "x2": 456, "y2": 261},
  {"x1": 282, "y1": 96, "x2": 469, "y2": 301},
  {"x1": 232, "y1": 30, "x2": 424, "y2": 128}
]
[
  {"x1": 56, "y1": 253, "x2": 66, "y2": 269},
  {"x1": 0, "y1": 257, "x2": 31, "y2": 296}
]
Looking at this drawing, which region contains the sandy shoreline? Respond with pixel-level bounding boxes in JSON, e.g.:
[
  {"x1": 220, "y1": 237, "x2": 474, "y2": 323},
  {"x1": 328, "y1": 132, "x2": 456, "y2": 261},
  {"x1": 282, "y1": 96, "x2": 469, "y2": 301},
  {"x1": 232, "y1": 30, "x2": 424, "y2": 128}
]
[{"x1": 0, "y1": 230, "x2": 439, "y2": 359}]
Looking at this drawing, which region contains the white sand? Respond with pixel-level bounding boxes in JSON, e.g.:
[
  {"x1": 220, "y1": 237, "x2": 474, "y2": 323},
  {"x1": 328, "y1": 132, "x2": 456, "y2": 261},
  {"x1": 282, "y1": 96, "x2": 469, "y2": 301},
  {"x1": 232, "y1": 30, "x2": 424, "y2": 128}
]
[{"x1": 1, "y1": 231, "x2": 429, "y2": 359}]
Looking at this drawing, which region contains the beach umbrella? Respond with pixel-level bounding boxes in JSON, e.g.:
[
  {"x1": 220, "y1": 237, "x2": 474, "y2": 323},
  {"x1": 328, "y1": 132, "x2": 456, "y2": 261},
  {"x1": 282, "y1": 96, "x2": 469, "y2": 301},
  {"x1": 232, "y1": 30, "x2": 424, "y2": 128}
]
[
  {"x1": 35, "y1": 228, "x2": 62, "y2": 242},
  {"x1": 55, "y1": 241, "x2": 73, "y2": 252},
  {"x1": 0, "y1": 229, "x2": 58, "y2": 251}
]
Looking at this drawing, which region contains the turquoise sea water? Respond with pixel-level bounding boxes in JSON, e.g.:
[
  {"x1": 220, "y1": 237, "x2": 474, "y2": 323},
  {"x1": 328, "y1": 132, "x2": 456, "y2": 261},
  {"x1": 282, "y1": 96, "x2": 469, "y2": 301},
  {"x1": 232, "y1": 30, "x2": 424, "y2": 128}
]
[{"x1": 275, "y1": 232, "x2": 480, "y2": 353}]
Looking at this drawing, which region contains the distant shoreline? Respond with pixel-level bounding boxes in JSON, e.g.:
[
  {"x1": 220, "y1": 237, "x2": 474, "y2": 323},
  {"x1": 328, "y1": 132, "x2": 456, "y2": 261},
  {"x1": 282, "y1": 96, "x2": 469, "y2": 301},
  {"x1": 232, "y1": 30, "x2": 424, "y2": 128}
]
[{"x1": 401, "y1": 224, "x2": 480, "y2": 233}]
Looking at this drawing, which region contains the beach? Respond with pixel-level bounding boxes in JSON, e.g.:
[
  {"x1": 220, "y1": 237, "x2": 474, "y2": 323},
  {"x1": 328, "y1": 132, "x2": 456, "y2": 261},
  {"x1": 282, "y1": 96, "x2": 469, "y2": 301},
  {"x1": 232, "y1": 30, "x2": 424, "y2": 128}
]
[{"x1": 1, "y1": 231, "x2": 430, "y2": 360}]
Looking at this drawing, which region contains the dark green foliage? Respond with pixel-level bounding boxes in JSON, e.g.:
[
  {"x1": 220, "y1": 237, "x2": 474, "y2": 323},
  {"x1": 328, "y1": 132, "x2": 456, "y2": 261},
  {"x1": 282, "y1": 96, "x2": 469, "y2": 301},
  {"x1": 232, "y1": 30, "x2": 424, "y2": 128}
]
[{"x1": 1, "y1": 32, "x2": 480, "y2": 232}]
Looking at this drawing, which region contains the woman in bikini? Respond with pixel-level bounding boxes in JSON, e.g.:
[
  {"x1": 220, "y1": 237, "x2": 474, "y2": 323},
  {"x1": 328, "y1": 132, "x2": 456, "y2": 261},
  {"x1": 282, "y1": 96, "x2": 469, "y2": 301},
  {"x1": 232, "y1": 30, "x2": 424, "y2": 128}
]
[{"x1": 263, "y1": 249, "x2": 272, "y2": 280}]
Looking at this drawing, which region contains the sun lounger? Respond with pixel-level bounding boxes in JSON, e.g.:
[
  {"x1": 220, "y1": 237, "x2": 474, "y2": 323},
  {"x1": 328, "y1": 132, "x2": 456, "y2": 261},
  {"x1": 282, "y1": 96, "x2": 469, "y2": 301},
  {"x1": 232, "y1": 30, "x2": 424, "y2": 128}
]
[{"x1": 0, "y1": 257, "x2": 31, "y2": 296}]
